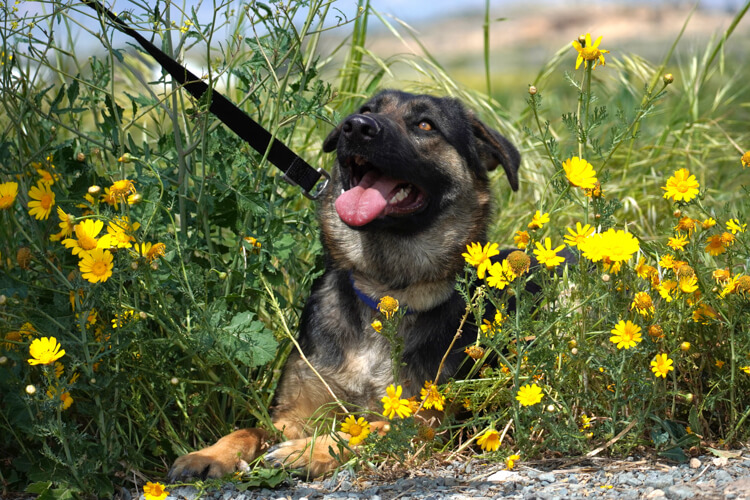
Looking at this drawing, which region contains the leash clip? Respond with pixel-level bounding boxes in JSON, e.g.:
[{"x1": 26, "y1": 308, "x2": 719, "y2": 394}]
[{"x1": 283, "y1": 168, "x2": 331, "y2": 200}]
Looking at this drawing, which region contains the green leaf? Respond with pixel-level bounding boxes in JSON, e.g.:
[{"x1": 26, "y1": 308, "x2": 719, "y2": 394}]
[
  {"x1": 235, "y1": 467, "x2": 288, "y2": 490},
  {"x1": 658, "y1": 446, "x2": 689, "y2": 463}
]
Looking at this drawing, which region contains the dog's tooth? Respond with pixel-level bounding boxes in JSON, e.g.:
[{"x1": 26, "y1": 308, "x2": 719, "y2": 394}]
[{"x1": 389, "y1": 186, "x2": 411, "y2": 204}]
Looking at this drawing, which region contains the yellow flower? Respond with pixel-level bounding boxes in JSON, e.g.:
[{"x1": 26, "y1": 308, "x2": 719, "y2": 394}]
[
  {"x1": 49, "y1": 207, "x2": 76, "y2": 242},
  {"x1": 505, "y1": 453, "x2": 521, "y2": 470},
  {"x1": 143, "y1": 481, "x2": 169, "y2": 500},
  {"x1": 28, "y1": 336, "x2": 66, "y2": 365},
  {"x1": 580, "y1": 414, "x2": 592, "y2": 429},
  {"x1": 533, "y1": 237, "x2": 565, "y2": 269},
  {"x1": 702, "y1": 218, "x2": 717, "y2": 230},
  {"x1": 741, "y1": 151, "x2": 750, "y2": 168},
  {"x1": 27, "y1": 181, "x2": 56, "y2": 220},
  {"x1": 481, "y1": 310, "x2": 506, "y2": 338},
  {"x1": 564, "y1": 222, "x2": 594, "y2": 247},
  {"x1": 106, "y1": 216, "x2": 141, "y2": 249},
  {"x1": 47, "y1": 386, "x2": 74, "y2": 410},
  {"x1": 465, "y1": 345, "x2": 485, "y2": 360},
  {"x1": 486, "y1": 259, "x2": 516, "y2": 290},
  {"x1": 514, "y1": 230, "x2": 530, "y2": 249},
  {"x1": 420, "y1": 380, "x2": 446, "y2": 411},
  {"x1": 713, "y1": 268, "x2": 731, "y2": 284},
  {"x1": 36, "y1": 168, "x2": 60, "y2": 185},
  {"x1": 78, "y1": 248, "x2": 114, "y2": 284},
  {"x1": 674, "y1": 217, "x2": 698, "y2": 235},
  {"x1": 340, "y1": 415, "x2": 370, "y2": 446},
  {"x1": 579, "y1": 229, "x2": 639, "y2": 264},
  {"x1": 680, "y1": 342, "x2": 691, "y2": 352},
  {"x1": 462, "y1": 242, "x2": 499, "y2": 279},
  {"x1": 107, "y1": 179, "x2": 136, "y2": 203},
  {"x1": 371, "y1": 320, "x2": 382, "y2": 333},
  {"x1": 377, "y1": 296, "x2": 399, "y2": 319},
  {"x1": 630, "y1": 292, "x2": 654, "y2": 317},
  {"x1": 134, "y1": 242, "x2": 166, "y2": 262},
  {"x1": 584, "y1": 181, "x2": 604, "y2": 198},
  {"x1": 715, "y1": 359, "x2": 725, "y2": 369},
  {"x1": 740, "y1": 366, "x2": 750, "y2": 375},
  {"x1": 692, "y1": 303, "x2": 717, "y2": 324},
  {"x1": 726, "y1": 218, "x2": 746, "y2": 234},
  {"x1": 476, "y1": 428, "x2": 501, "y2": 452},
  {"x1": 528, "y1": 210, "x2": 550, "y2": 230},
  {"x1": 562, "y1": 157, "x2": 598, "y2": 189},
  {"x1": 609, "y1": 320, "x2": 642, "y2": 350},
  {"x1": 679, "y1": 275, "x2": 699, "y2": 294},
  {"x1": 571, "y1": 33, "x2": 609, "y2": 70},
  {"x1": 704, "y1": 234, "x2": 727, "y2": 256},
  {"x1": 62, "y1": 219, "x2": 111, "y2": 256},
  {"x1": 0, "y1": 181, "x2": 18, "y2": 209},
  {"x1": 381, "y1": 384, "x2": 412, "y2": 419},
  {"x1": 651, "y1": 354, "x2": 674, "y2": 378},
  {"x1": 516, "y1": 383, "x2": 544, "y2": 407},
  {"x1": 662, "y1": 168, "x2": 699, "y2": 203},
  {"x1": 112, "y1": 309, "x2": 135, "y2": 329},
  {"x1": 667, "y1": 234, "x2": 689, "y2": 252}
]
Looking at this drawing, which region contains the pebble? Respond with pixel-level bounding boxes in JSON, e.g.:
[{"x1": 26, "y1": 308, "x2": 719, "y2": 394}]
[{"x1": 136, "y1": 453, "x2": 750, "y2": 499}]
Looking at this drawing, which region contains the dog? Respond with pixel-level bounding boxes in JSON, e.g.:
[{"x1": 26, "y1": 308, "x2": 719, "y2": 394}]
[{"x1": 168, "y1": 89, "x2": 521, "y2": 481}]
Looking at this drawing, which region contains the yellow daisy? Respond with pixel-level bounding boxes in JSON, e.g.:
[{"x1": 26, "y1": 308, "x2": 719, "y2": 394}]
[
  {"x1": 516, "y1": 383, "x2": 544, "y2": 406},
  {"x1": 106, "y1": 216, "x2": 141, "y2": 248},
  {"x1": 377, "y1": 296, "x2": 399, "y2": 319},
  {"x1": 630, "y1": 292, "x2": 654, "y2": 317},
  {"x1": 662, "y1": 168, "x2": 699, "y2": 203},
  {"x1": 486, "y1": 259, "x2": 516, "y2": 290},
  {"x1": 533, "y1": 237, "x2": 566, "y2": 269},
  {"x1": 704, "y1": 234, "x2": 726, "y2": 256},
  {"x1": 27, "y1": 181, "x2": 56, "y2": 220},
  {"x1": 506, "y1": 453, "x2": 521, "y2": 470},
  {"x1": 142, "y1": 482, "x2": 169, "y2": 500},
  {"x1": 564, "y1": 222, "x2": 594, "y2": 247},
  {"x1": 726, "y1": 218, "x2": 746, "y2": 234},
  {"x1": 609, "y1": 320, "x2": 642, "y2": 350},
  {"x1": 340, "y1": 415, "x2": 370, "y2": 446},
  {"x1": 651, "y1": 354, "x2": 674, "y2": 378},
  {"x1": 381, "y1": 384, "x2": 412, "y2": 419},
  {"x1": 741, "y1": 151, "x2": 750, "y2": 168},
  {"x1": 462, "y1": 242, "x2": 500, "y2": 279},
  {"x1": 0, "y1": 181, "x2": 18, "y2": 209},
  {"x1": 62, "y1": 219, "x2": 110, "y2": 256},
  {"x1": 78, "y1": 248, "x2": 114, "y2": 284},
  {"x1": 28, "y1": 336, "x2": 66, "y2": 365},
  {"x1": 571, "y1": 33, "x2": 610, "y2": 70},
  {"x1": 667, "y1": 234, "x2": 689, "y2": 252},
  {"x1": 49, "y1": 207, "x2": 76, "y2": 242},
  {"x1": 420, "y1": 380, "x2": 446, "y2": 411},
  {"x1": 528, "y1": 211, "x2": 550, "y2": 230},
  {"x1": 562, "y1": 157, "x2": 598, "y2": 189},
  {"x1": 514, "y1": 230, "x2": 530, "y2": 249},
  {"x1": 476, "y1": 429, "x2": 501, "y2": 452}
]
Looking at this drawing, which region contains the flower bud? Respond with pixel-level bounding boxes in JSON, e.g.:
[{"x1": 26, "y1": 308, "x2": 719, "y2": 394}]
[
  {"x1": 680, "y1": 342, "x2": 691, "y2": 352},
  {"x1": 578, "y1": 34, "x2": 586, "y2": 46},
  {"x1": 139, "y1": 311, "x2": 147, "y2": 320},
  {"x1": 26, "y1": 384, "x2": 36, "y2": 395},
  {"x1": 546, "y1": 404, "x2": 556, "y2": 413},
  {"x1": 170, "y1": 377, "x2": 179, "y2": 385},
  {"x1": 76, "y1": 152, "x2": 86, "y2": 162},
  {"x1": 118, "y1": 153, "x2": 134, "y2": 163},
  {"x1": 0, "y1": 295, "x2": 6, "y2": 305},
  {"x1": 571, "y1": 347, "x2": 578, "y2": 355},
  {"x1": 17, "y1": 247, "x2": 31, "y2": 269},
  {"x1": 130, "y1": 261, "x2": 139, "y2": 270},
  {"x1": 90, "y1": 378, "x2": 96, "y2": 384},
  {"x1": 0, "y1": 356, "x2": 7, "y2": 365},
  {"x1": 130, "y1": 193, "x2": 143, "y2": 204},
  {"x1": 528, "y1": 85, "x2": 537, "y2": 95},
  {"x1": 663, "y1": 73, "x2": 674, "y2": 85},
  {"x1": 601, "y1": 274, "x2": 610, "y2": 283},
  {"x1": 88, "y1": 185, "x2": 101, "y2": 195}
]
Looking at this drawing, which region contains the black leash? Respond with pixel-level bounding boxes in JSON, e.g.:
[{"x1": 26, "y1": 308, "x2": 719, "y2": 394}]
[{"x1": 82, "y1": 0, "x2": 330, "y2": 199}]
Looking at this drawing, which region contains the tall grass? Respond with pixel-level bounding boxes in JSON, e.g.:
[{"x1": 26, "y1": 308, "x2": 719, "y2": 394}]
[{"x1": 0, "y1": 0, "x2": 749, "y2": 496}]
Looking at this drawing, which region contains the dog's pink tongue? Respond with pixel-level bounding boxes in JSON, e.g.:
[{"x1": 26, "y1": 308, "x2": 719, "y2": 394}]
[{"x1": 335, "y1": 170, "x2": 400, "y2": 226}]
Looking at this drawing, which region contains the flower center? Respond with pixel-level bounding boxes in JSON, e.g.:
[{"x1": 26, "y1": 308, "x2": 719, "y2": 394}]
[
  {"x1": 92, "y1": 261, "x2": 107, "y2": 276},
  {"x1": 79, "y1": 234, "x2": 98, "y2": 250},
  {"x1": 41, "y1": 194, "x2": 53, "y2": 209},
  {"x1": 0, "y1": 195, "x2": 12, "y2": 208},
  {"x1": 581, "y1": 47, "x2": 600, "y2": 60},
  {"x1": 349, "y1": 423, "x2": 362, "y2": 436}
]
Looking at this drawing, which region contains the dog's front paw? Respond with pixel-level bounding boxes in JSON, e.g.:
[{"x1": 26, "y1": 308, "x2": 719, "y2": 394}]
[
  {"x1": 264, "y1": 436, "x2": 343, "y2": 478},
  {"x1": 168, "y1": 428, "x2": 268, "y2": 482}
]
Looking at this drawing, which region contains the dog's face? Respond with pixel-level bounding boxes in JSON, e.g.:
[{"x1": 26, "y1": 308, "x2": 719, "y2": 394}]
[{"x1": 319, "y1": 90, "x2": 520, "y2": 289}]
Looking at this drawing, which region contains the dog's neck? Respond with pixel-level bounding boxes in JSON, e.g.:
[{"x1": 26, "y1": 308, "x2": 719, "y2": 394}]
[{"x1": 349, "y1": 271, "x2": 455, "y2": 313}]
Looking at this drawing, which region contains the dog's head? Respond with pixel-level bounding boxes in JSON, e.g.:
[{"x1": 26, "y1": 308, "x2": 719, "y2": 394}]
[{"x1": 320, "y1": 90, "x2": 520, "y2": 289}]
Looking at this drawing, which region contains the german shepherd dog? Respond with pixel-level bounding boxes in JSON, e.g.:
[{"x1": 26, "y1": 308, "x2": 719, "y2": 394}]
[{"x1": 168, "y1": 89, "x2": 521, "y2": 481}]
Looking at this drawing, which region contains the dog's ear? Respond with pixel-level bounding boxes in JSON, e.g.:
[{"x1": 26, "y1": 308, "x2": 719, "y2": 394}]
[
  {"x1": 322, "y1": 126, "x2": 341, "y2": 153},
  {"x1": 470, "y1": 116, "x2": 520, "y2": 191}
]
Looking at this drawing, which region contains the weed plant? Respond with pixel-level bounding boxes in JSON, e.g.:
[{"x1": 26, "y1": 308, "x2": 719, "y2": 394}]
[{"x1": 0, "y1": 0, "x2": 749, "y2": 497}]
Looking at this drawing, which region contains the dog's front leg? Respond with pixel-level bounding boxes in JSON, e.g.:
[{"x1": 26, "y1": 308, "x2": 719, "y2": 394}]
[{"x1": 167, "y1": 428, "x2": 269, "y2": 481}]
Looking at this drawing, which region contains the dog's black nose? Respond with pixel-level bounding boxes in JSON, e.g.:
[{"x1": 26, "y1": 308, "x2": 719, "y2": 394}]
[{"x1": 342, "y1": 114, "x2": 381, "y2": 141}]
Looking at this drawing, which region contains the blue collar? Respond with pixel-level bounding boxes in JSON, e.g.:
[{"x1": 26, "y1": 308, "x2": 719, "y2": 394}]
[{"x1": 349, "y1": 272, "x2": 414, "y2": 315}]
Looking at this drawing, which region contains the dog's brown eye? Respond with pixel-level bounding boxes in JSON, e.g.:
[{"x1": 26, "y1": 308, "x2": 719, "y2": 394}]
[{"x1": 418, "y1": 121, "x2": 433, "y2": 131}]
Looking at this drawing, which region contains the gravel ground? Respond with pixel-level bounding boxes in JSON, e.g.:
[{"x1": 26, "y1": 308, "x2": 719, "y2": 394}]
[{"x1": 133, "y1": 451, "x2": 750, "y2": 500}]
